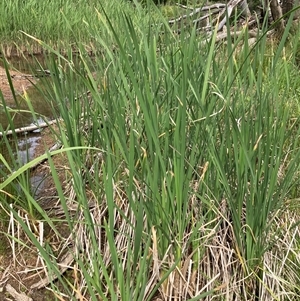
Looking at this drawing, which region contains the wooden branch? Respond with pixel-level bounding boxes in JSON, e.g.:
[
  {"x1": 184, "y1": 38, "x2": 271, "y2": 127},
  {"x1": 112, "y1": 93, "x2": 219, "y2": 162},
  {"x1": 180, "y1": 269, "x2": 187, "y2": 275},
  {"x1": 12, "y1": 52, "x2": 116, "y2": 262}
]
[
  {"x1": 216, "y1": 4, "x2": 234, "y2": 32},
  {"x1": 5, "y1": 284, "x2": 33, "y2": 301},
  {"x1": 197, "y1": 26, "x2": 256, "y2": 46},
  {"x1": 175, "y1": 3, "x2": 226, "y2": 11},
  {"x1": 269, "y1": 0, "x2": 285, "y2": 32},
  {"x1": 0, "y1": 118, "x2": 62, "y2": 137},
  {"x1": 30, "y1": 250, "x2": 75, "y2": 289},
  {"x1": 214, "y1": 29, "x2": 258, "y2": 43},
  {"x1": 170, "y1": 0, "x2": 249, "y2": 35},
  {"x1": 216, "y1": 0, "x2": 248, "y2": 32},
  {"x1": 175, "y1": 3, "x2": 194, "y2": 10},
  {"x1": 10, "y1": 69, "x2": 52, "y2": 79},
  {"x1": 169, "y1": 3, "x2": 225, "y2": 25}
]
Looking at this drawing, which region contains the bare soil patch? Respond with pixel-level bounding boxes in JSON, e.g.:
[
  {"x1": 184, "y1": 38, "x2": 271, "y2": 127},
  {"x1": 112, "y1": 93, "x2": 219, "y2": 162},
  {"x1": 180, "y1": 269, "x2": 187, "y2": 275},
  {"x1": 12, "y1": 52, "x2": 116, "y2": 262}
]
[{"x1": 0, "y1": 66, "x2": 37, "y2": 101}]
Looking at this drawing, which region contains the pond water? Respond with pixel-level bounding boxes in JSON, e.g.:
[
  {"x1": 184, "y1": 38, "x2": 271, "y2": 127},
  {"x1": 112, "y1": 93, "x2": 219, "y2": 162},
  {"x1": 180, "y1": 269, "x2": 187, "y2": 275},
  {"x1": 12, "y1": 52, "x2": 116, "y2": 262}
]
[
  {"x1": 0, "y1": 55, "x2": 54, "y2": 196},
  {"x1": 0, "y1": 55, "x2": 55, "y2": 129},
  {"x1": 0, "y1": 53, "x2": 90, "y2": 197}
]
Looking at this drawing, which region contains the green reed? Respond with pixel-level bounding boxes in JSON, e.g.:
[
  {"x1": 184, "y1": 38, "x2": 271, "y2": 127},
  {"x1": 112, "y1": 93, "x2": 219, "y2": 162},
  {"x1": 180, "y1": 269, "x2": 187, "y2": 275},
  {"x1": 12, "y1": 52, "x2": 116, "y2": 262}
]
[{"x1": 1, "y1": 3, "x2": 300, "y2": 300}]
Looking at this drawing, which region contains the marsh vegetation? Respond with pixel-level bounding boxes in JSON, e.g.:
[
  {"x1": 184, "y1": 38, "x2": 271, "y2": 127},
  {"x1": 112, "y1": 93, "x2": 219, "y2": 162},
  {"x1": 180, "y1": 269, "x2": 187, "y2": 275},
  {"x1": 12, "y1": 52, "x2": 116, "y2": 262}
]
[{"x1": 0, "y1": 1, "x2": 300, "y2": 300}]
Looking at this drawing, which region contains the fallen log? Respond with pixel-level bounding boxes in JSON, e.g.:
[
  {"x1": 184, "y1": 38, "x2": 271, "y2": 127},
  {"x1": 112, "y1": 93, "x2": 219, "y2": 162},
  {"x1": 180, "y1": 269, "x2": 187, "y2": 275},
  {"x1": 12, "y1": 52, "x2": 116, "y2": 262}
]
[
  {"x1": 0, "y1": 118, "x2": 62, "y2": 137},
  {"x1": 170, "y1": 0, "x2": 250, "y2": 34}
]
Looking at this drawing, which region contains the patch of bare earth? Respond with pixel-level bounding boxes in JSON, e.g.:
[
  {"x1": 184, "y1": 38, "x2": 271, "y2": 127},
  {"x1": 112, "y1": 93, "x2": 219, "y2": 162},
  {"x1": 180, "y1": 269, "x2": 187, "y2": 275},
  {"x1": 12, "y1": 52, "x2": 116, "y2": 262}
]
[{"x1": 0, "y1": 66, "x2": 37, "y2": 101}]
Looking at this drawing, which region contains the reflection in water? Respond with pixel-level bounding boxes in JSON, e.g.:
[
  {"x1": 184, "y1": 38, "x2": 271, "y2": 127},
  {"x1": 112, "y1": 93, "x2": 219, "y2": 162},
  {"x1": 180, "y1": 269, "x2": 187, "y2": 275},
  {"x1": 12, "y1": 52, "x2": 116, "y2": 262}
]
[
  {"x1": 17, "y1": 135, "x2": 41, "y2": 165},
  {"x1": 0, "y1": 80, "x2": 55, "y2": 130},
  {"x1": 0, "y1": 133, "x2": 46, "y2": 198},
  {"x1": 0, "y1": 56, "x2": 54, "y2": 198},
  {"x1": 0, "y1": 54, "x2": 54, "y2": 129},
  {"x1": 0, "y1": 134, "x2": 41, "y2": 171},
  {"x1": 0, "y1": 55, "x2": 64, "y2": 199}
]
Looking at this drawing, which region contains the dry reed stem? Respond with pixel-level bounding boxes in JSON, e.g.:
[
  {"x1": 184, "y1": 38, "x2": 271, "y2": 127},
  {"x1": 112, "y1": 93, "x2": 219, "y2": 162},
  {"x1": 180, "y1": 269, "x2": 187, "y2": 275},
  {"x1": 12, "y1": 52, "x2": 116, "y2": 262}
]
[{"x1": 2, "y1": 161, "x2": 300, "y2": 300}]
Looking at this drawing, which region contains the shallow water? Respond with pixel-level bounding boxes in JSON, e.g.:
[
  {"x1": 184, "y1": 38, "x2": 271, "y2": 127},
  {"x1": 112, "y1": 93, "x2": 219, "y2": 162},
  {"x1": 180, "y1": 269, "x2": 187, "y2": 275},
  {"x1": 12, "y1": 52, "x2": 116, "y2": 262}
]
[
  {"x1": 0, "y1": 55, "x2": 54, "y2": 130},
  {"x1": 0, "y1": 133, "x2": 44, "y2": 196},
  {"x1": 0, "y1": 55, "x2": 53, "y2": 196},
  {"x1": 17, "y1": 135, "x2": 41, "y2": 164}
]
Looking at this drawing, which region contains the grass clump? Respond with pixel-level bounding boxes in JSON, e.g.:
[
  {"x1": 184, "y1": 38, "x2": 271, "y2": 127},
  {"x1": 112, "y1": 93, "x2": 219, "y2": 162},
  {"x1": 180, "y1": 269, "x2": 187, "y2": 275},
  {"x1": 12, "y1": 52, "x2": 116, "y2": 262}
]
[
  {"x1": 0, "y1": 0, "x2": 156, "y2": 55},
  {"x1": 0, "y1": 3, "x2": 300, "y2": 301}
]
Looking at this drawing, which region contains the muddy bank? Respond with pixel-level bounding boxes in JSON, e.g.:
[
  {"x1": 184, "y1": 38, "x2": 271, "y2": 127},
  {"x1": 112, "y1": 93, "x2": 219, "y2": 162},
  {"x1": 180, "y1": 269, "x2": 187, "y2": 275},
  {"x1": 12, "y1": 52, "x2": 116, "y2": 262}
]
[
  {"x1": 0, "y1": 61, "x2": 56, "y2": 130},
  {"x1": 0, "y1": 66, "x2": 37, "y2": 100}
]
